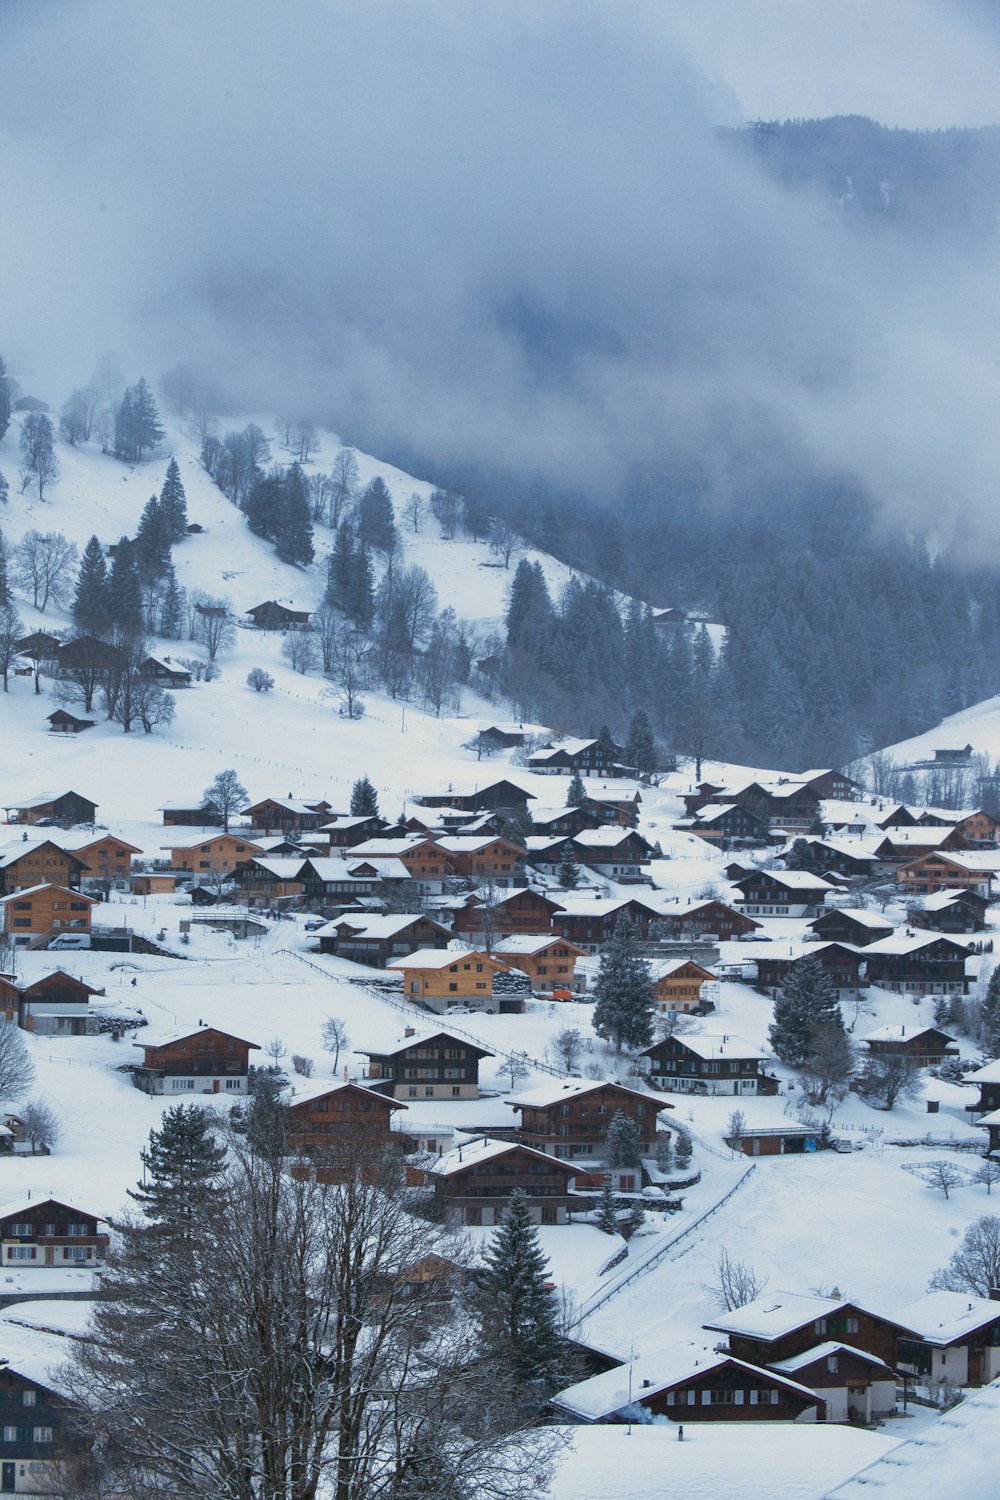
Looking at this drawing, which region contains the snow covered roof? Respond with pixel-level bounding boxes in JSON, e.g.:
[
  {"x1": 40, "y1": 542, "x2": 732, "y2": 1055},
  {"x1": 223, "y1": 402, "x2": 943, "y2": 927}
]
[
  {"x1": 425, "y1": 1136, "x2": 573, "y2": 1178},
  {"x1": 0, "y1": 839, "x2": 75, "y2": 869},
  {"x1": 386, "y1": 948, "x2": 502, "y2": 971},
  {"x1": 573, "y1": 828, "x2": 645, "y2": 849},
  {"x1": 0, "y1": 1322, "x2": 80, "y2": 1397},
  {"x1": 554, "y1": 895, "x2": 660, "y2": 917},
  {"x1": 11, "y1": 789, "x2": 95, "y2": 811},
  {"x1": 160, "y1": 829, "x2": 253, "y2": 848},
  {"x1": 882, "y1": 827, "x2": 963, "y2": 848},
  {"x1": 0, "y1": 1194, "x2": 107, "y2": 1225},
  {"x1": 507, "y1": 1077, "x2": 656, "y2": 1110},
  {"x1": 329, "y1": 914, "x2": 445, "y2": 939},
  {"x1": 862, "y1": 931, "x2": 969, "y2": 957},
  {"x1": 647, "y1": 958, "x2": 715, "y2": 982},
  {"x1": 667, "y1": 1033, "x2": 764, "y2": 1061},
  {"x1": 916, "y1": 890, "x2": 979, "y2": 912},
  {"x1": 359, "y1": 1030, "x2": 494, "y2": 1059},
  {"x1": 0, "y1": 882, "x2": 97, "y2": 904},
  {"x1": 494, "y1": 934, "x2": 581, "y2": 956},
  {"x1": 736, "y1": 870, "x2": 837, "y2": 891},
  {"x1": 862, "y1": 1024, "x2": 954, "y2": 1045},
  {"x1": 704, "y1": 1290, "x2": 863, "y2": 1340},
  {"x1": 813, "y1": 907, "x2": 893, "y2": 929},
  {"x1": 553, "y1": 1346, "x2": 821, "y2": 1421},
  {"x1": 584, "y1": 783, "x2": 642, "y2": 801},
  {"x1": 350, "y1": 837, "x2": 429, "y2": 856},
  {"x1": 691, "y1": 802, "x2": 755, "y2": 823},
  {"x1": 435, "y1": 835, "x2": 519, "y2": 852},
  {"x1": 966, "y1": 1059, "x2": 1000, "y2": 1085},
  {"x1": 240, "y1": 856, "x2": 307, "y2": 878},
  {"x1": 891, "y1": 1290, "x2": 1000, "y2": 1344},
  {"x1": 769, "y1": 1340, "x2": 893, "y2": 1374},
  {"x1": 529, "y1": 738, "x2": 605, "y2": 759}
]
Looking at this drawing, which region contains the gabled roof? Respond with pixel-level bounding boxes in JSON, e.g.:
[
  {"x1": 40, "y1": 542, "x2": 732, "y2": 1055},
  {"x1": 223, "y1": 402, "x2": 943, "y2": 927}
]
[
  {"x1": 811, "y1": 906, "x2": 893, "y2": 930},
  {"x1": 11, "y1": 789, "x2": 96, "y2": 811},
  {"x1": 0, "y1": 840, "x2": 88, "y2": 870},
  {"x1": 325, "y1": 913, "x2": 447, "y2": 940},
  {"x1": 426, "y1": 1136, "x2": 577, "y2": 1178},
  {"x1": 892, "y1": 1290, "x2": 1000, "y2": 1345},
  {"x1": 553, "y1": 1348, "x2": 822, "y2": 1422},
  {"x1": 863, "y1": 933, "x2": 969, "y2": 958},
  {"x1": 0, "y1": 883, "x2": 97, "y2": 904},
  {"x1": 703, "y1": 1290, "x2": 899, "y2": 1341},
  {"x1": 0, "y1": 1194, "x2": 107, "y2": 1225},
  {"x1": 769, "y1": 1340, "x2": 893, "y2": 1375},
  {"x1": 387, "y1": 948, "x2": 506, "y2": 971},
  {"x1": 862, "y1": 1024, "x2": 956, "y2": 1045},
  {"x1": 494, "y1": 934, "x2": 585, "y2": 957},
  {"x1": 647, "y1": 958, "x2": 716, "y2": 983},
  {"x1": 359, "y1": 1030, "x2": 494, "y2": 1061},
  {"x1": 160, "y1": 829, "x2": 256, "y2": 849},
  {"x1": 918, "y1": 889, "x2": 988, "y2": 912},
  {"x1": 136, "y1": 1026, "x2": 260, "y2": 1052},
  {"x1": 735, "y1": 869, "x2": 837, "y2": 892},
  {"x1": 288, "y1": 1081, "x2": 407, "y2": 1112},
  {"x1": 507, "y1": 1077, "x2": 666, "y2": 1111},
  {"x1": 648, "y1": 1032, "x2": 764, "y2": 1062}
]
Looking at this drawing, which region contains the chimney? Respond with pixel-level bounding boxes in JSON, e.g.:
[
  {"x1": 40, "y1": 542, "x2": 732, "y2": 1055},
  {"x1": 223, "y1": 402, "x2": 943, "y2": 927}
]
[{"x1": 404, "y1": 1026, "x2": 415, "y2": 1037}]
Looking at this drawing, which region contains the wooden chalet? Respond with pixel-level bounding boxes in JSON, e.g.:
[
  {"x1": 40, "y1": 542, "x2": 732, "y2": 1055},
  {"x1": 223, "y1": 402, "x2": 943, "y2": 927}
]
[
  {"x1": 55, "y1": 636, "x2": 124, "y2": 680},
  {"x1": 298, "y1": 856, "x2": 407, "y2": 904},
  {"x1": 492, "y1": 934, "x2": 588, "y2": 995},
  {"x1": 132, "y1": 1027, "x2": 260, "y2": 1095},
  {"x1": 231, "y1": 857, "x2": 307, "y2": 902},
  {"x1": 0, "y1": 1329, "x2": 81, "y2": 1496},
  {"x1": 45, "y1": 708, "x2": 95, "y2": 733},
  {"x1": 910, "y1": 889, "x2": 989, "y2": 934},
  {"x1": 767, "y1": 1343, "x2": 897, "y2": 1423},
  {"x1": 58, "y1": 832, "x2": 143, "y2": 885},
  {"x1": 15, "y1": 630, "x2": 62, "y2": 662},
  {"x1": 894, "y1": 1291, "x2": 1000, "y2": 1387},
  {"x1": 474, "y1": 724, "x2": 527, "y2": 753},
  {"x1": 553, "y1": 1351, "x2": 825, "y2": 1425},
  {"x1": 950, "y1": 810, "x2": 1000, "y2": 847},
  {"x1": 422, "y1": 1137, "x2": 580, "y2": 1225},
  {"x1": 797, "y1": 769, "x2": 862, "y2": 801},
  {"x1": 321, "y1": 814, "x2": 383, "y2": 847},
  {"x1": 0, "y1": 884, "x2": 96, "y2": 942},
  {"x1": 756, "y1": 944, "x2": 865, "y2": 998},
  {"x1": 962, "y1": 1058, "x2": 1000, "y2": 1118},
  {"x1": 138, "y1": 655, "x2": 192, "y2": 687},
  {"x1": 360, "y1": 1029, "x2": 494, "y2": 1099},
  {"x1": 808, "y1": 908, "x2": 893, "y2": 947},
  {"x1": 704, "y1": 1291, "x2": 905, "y2": 1368},
  {"x1": 680, "y1": 802, "x2": 771, "y2": 849},
  {"x1": 413, "y1": 780, "x2": 535, "y2": 813},
  {"x1": 527, "y1": 739, "x2": 622, "y2": 777},
  {"x1": 242, "y1": 797, "x2": 332, "y2": 835},
  {"x1": 897, "y1": 849, "x2": 998, "y2": 897},
  {"x1": 861, "y1": 933, "x2": 971, "y2": 995},
  {"x1": 583, "y1": 785, "x2": 642, "y2": 828},
  {"x1": 553, "y1": 896, "x2": 661, "y2": 951},
  {"x1": 507, "y1": 1078, "x2": 671, "y2": 1177},
  {"x1": 160, "y1": 799, "x2": 223, "y2": 826},
  {"x1": 316, "y1": 913, "x2": 452, "y2": 967},
  {"x1": 569, "y1": 828, "x2": 653, "y2": 878},
  {"x1": 648, "y1": 958, "x2": 717, "y2": 1015},
  {"x1": 521, "y1": 835, "x2": 573, "y2": 870},
  {"x1": 288, "y1": 1082, "x2": 406, "y2": 1174},
  {"x1": 247, "y1": 600, "x2": 312, "y2": 629},
  {"x1": 452, "y1": 886, "x2": 565, "y2": 939},
  {"x1": 0, "y1": 1196, "x2": 108, "y2": 1267},
  {"x1": 15, "y1": 970, "x2": 104, "y2": 1036},
  {"x1": 781, "y1": 837, "x2": 883, "y2": 880},
  {"x1": 387, "y1": 948, "x2": 514, "y2": 1015},
  {"x1": 875, "y1": 826, "x2": 970, "y2": 862},
  {"x1": 162, "y1": 831, "x2": 263, "y2": 876},
  {"x1": 732, "y1": 870, "x2": 838, "y2": 918},
  {"x1": 8, "y1": 790, "x2": 97, "y2": 827},
  {"x1": 653, "y1": 900, "x2": 761, "y2": 942},
  {"x1": 0, "y1": 840, "x2": 86, "y2": 896},
  {"x1": 862, "y1": 1024, "x2": 959, "y2": 1069},
  {"x1": 527, "y1": 805, "x2": 604, "y2": 839},
  {"x1": 643, "y1": 1034, "x2": 771, "y2": 1096}
]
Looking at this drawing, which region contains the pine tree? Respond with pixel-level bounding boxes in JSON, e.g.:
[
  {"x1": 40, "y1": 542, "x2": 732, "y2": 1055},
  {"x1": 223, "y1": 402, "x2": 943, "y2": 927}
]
[
  {"x1": 623, "y1": 709, "x2": 657, "y2": 779},
  {"x1": 159, "y1": 456, "x2": 189, "y2": 541},
  {"x1": 557, "y1": 854, "x2": 580, "y2": 890},
  {"x1": 134, "y1": 495, "x2": 171, "y2": 584},
  {"x1": 0, "y1": 525, "x2": 9, "y2": 606},
  {"x1": 592, "y1": 918, "x2": 655, "y2": 1053},
  {"x1": 274, "y1": 462, "x2": 315, "y2": 566},
  {"x1": 350, "y1": 776, "x2": 379, "y2": 818},
  {"x1": 159, "y1": 561, "x2": 184, "y2": 638},
  {"x1": 127, "y1": 1105, "x2": 227, "y2": 1230},
  {"x1": 981, "y1": 968, "x2": 1000, "y2": 1058},
  {"x1": 475, "y1": 1188, "x2": 562, "y2": 1390},
  {"x1": 769, "y1": 956, "x2": 844, "y2": 1067},
  {"x1": 132, "y1": 377, "x2": 165, "y2": 459},
  {"x1": 673, "y1": 1126, "x2": 693, "y2": 1171},
  {"x1": 113, "y1": 387, "x2": 136, "y2": 460},
  {"x1": 566, "y1": 771, "x2": 587, "y2": 809},
  {"x1": 595, "y1": 1175, "x2": 619, "y2": 1234},
  {"x1": 356, "y1": 475, "x2": 397, "y2": 554},
  {"x1": 605, "y1": 1108, "x2": 641, "y2": 1167},
  {"x1": 72, "y1": 534, "x2": 112, "y2": 634},
  {"x1": 0, "y1": 354, "x2": 11, "y2": 442},
  {"x1": 107, "y1": 538, "x2": 143, "y2": 635}
]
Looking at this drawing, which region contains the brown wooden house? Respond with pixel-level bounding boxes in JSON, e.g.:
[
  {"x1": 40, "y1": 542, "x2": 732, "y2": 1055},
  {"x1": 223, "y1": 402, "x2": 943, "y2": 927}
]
[
  {"x1": 413, "y1": 780, "x2": 535, "y2": 813},
  {"x1": 648, "y1": 958, "x2": 717, "y2": 1015},
  {"x1": 756, "y1": 944, "x2": 865, "y2": 998},
  {"x1": 0, "y1": 884, "x2": 96, "y2": 941},
  {"x1": 387, "y1": 948, "x2": 512, "y2": 1014},
  {"x1": 8, "y1": 790, "x2": 97, "y2": 827},
  {"x1": 653, "y1": 900, "x2": 760, "y2": 941},
  {"x1": 527, "y1": 739, "x2": 621, "y2": 776},
  {"x1": 704, "y1": 1291, "x2": 905, "y2": 1368},
  {"x1": 732, "y1": 870, "x2": 838, "y2": 917},
  {"x1": 163, "y1": 831, "x2": 263, "y2": 876},
  {"x1": 423, "y1": 1137, "x2": 580, "y2": 1225},
  {"x1": 553, "y1": 1352, "x2": 825, "y2": 1424},
  {"x1": 910, "y1": 889, "x2": 989, "y2": 934},
  {"x1": 317, "y1": 913, "x2": 452, "y2": 967},
  {"x1": 897, "y1": 850, "x2": 997, "y2": 897},
  {"x1": 247, "y1": 600, "x2": 312, "y2": 629},
  {"x1": 242, "y1": 797, "x2": 332, "y2": 835},
  {"x1": 46, "y1": 708, "x2": 95, "y2": 733},
  {"x1": 0, "y1": 1196, "x2": 109, "y2": 1267},
  {"x1": 0, "y1": 840, "x2": 86, "y2": 896},
  {"x1": 861, "y1": 933, "x2": 971, "y2": 995},
  {"x1": 288, "y1": 1082, "x2": 407, "y2": 1177},
  {"x1": 131, "y1": 1027, "x2": 260, "y2": 1095},
  {"x1": 360, "y1": 1029, "x2": 494, "y2": 1100},
  {"x1": 16, "y1": 970, "x2": 105, "y2": 1036},
  {"x1": 160, "y1": 799, "x2": 223, "y2": 826},
  {"x1": 452, "y1": 887, "x2": 565, "y2": 939},
  {"x1": 492, "y1": 934, "x2": 588, "y2": 995},
  {"x1": 507, "y1": 1078, "x2": 671, "y2": 1176},
  {"x1": 643, "y1": 1033, "x2": 769, "y2": 1095},
  {"x1": 862, "y1": 1023, "x2": 959, "y2": 1068},
  {"x1": 553, "y1": 896, "x2": 662, "y2": 951},
  {"x1": 807, "y1": 908, "x2": 893, "y2": 947}
]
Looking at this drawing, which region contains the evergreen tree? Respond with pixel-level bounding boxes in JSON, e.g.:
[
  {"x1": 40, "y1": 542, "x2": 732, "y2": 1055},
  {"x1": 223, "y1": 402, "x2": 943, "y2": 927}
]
[
  {"x1": 475, "y1": 1189, "x2": 562, "y2": 1391},
  {"x1": 246, "y1": 471, "x2": 283, "y2": 541},
  {"x1": 327, "y1": 522, "x2": 375, "y2": 630},
  {"x1": 0, "y1": 354, "x2": 11, "y2": 441},
  {"x1": 132, "y1": 377, "x2": 165, "y2": 459},
  {"x1": 159, "y1": 456, "x2": 189, "y2": 541},
  {"x1": 159, "y1": 561, "x2": 184, "y2": 638},
  {"x1": 107, "y1": 537, "x2": 143, "y2": 635},
  {"x1": 673, "y1": 1126, "x2": 693, "y2": 1171},
  {"x1": 127, "y1": 1105, "x2": 227, "y2": 1230},
  {"x1": 274, "y1": 462, "x2": 315, "y2": 566},
  {"x1": 134, "y1": 495, "x2": 171, "y2": 584},
  {"x1": 605, "y1": 1108, "x2": 641, "y2": 1167},
  {"x1": 592, "y1": 918, "x2": 655, "y2": 1052},
  {"x1": 623, "y1": 709, "x2": 657, "y2": 778},
  {"x1": 557, "y1": 854, "x2": 580, "y2": 890},
  {"x1": 113, "y1": 387, "x2": 136, "y2": 460},
  {"x1": 595, "y1": 1175, "x2": 619, "y2": 1235},
  {"x1": 350, "y1": 776, "x2": 379, "y2": 818},
  {"x1": 566, "y1": 771, "x2": 587, "y2": 808},
  {"x1": 72, "y1": 534, "x2": 112, "y2": 635},
  {"x1": 768, "y1": 956, "x2": 844, "y2": 1067},
  {"x1": 0, "y1": 525, "x2": 9, "y2": 606},
  {"x1": 981, "y1": 968, "x2": 1000, "y2": 1058},
  {"x1": 356, "y1": 475, "x2": 397, "y2": 554}
]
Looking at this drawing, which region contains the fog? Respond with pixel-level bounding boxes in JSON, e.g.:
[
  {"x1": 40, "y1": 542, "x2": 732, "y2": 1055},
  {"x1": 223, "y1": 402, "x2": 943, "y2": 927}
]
[{"x1": 3, "y1": 0, "x2": 1000, "y2": 539}]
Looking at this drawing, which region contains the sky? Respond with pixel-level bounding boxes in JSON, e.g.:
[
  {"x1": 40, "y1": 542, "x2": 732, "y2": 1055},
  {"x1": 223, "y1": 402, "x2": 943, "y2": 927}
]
[{"x1": 2, "y1": 0, "x2": 1000, "y2": 539}]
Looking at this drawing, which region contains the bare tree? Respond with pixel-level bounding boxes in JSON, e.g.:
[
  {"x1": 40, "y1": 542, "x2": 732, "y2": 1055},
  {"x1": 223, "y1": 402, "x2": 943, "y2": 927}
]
[
  {"x1": 59, "y1": 385, "x2": 100, "y2": 445},
  {"x1": 263, "y1": 1037, "x2": 288, "y2": 1071},
  {"x1": 402, "y1": 491, "x2": 426, "y2": 533},
  {"x1": 324, "y1": 626, "x2": 369, "y2": 720},
  {"x1": 18, "y1": 1097, "x2": 61, "y2": 1153},
  {"x1": 246, "y1": 667, "x2": 275, "y2": 692},
  {"x1": 321, "y1": 1016, "x2": 349, "y2": 1074},
  {"x1": 293, "y1": 421, "x2": 319, "y2": 463},
  {"x1": 553, "y1": 1027, "x2": 583, "y2": 1074},
  {"x1": 281, "y1": 628, "x2": 320, "y2": 675},
  {"x1": 134, "y1": 680, "x2": 176, "y2": 735},
  {"x1": 0, "y1": 1025, "x2": 35, "y2": 1103},
  {"x1": 978, "y1": 1160, "x2": 1000, "y2": 1196},
  {"x1": 488, "y1": 519, "x2": 523, "y2": 569},
  {"x1": 313, "y1": 604, "x2": 340, "y2": 672},
  {"x1": 328, "y1": 449, "x2": 359, "y2": 529},
  {"x1": 502, "y1": 1052, "x2": 531, "y2": 1090},
  {"x1": 204, "y1": 769, "x2": 249, "y2": 833},
  {"x1": 725, "y1": 1109, "x2": 747, "y2": 1147},
  {"x1": 0, "y1": 601, "x2": 23, "y2": 692},
  {"x1": 930, "y1": 1214, "x2": 1000, "y2": 1296},
  {"x1": 801, "y1": 1023, "x2": 857, "y2": 1107},
  {"x1": 14, "y1": 530, "x2": 77, "y2": 610},
  {"x1": 18, "y1": 412, "x2": 60, "y2": 499},
  {"x1": 926, "y1": 1161, "x2": 963, "y2": 1200},
  {"x1": 705, "y1": 1248, "x2": 769, "y2": 1311},
  {"x1": 858, "y1": 1052, "x2": 923, "y2": 1110},
  {"x1": 386, "y1": 564, "x2": 438, "y2": 649},
  {"x1": 192, "y1": 595, "x2": 236, "y2": 661}
]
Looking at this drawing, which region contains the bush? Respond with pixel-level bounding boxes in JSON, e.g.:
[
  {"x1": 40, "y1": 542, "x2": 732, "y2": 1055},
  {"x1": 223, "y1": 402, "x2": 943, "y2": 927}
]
[
  {"x1": 291, "y1": 1054, "x2": 314, "y2": 1078},
  {"x1": 246, "y1": 667, "x2": 275, "y2": 692}
]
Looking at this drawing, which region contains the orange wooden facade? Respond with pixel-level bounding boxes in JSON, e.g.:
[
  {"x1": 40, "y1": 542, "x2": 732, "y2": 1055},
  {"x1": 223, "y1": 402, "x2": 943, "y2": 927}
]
[{"x1": 1, "y1": 884, "x2": 96, "y2": 936}]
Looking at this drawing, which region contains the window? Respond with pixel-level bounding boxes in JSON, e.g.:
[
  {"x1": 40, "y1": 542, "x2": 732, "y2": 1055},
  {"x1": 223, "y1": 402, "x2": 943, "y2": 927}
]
[
  {"x1": 68, "y1": 1223, "x2": 89, "y2": 1237},
  {"x1": 2, "y1": 1426, "x2": 16, "y2": 1442},
  {"x1": 448, "y1": 983, "x2": 458, "y2": 992},
  {"x1": 845, "y1": 1317, "x2": 859, "y2": 1334},
  {"x1": 33, "y1": 1427, "x2": 53, "y2": 1443},
  {"x1": 170, "y1": 1079, "x2": 195, "y2": 1090},
  {"x1": 21, "y1": 1392, "x2": 35, "y2": 1407},
  {"x1": 9, "y1": 1247, "x2": 35, "y2": 1261},
  {"x1": 225, "y1": 1079, "x2": 242, "y2": 1091},
  {"x1": 8, "y1": 1223, "x2": 33, "y2": 1236},
  {"x1": 827, "y1": 1356, "x2": 838, "y2": 1373},
  {"x1": 63, "y1": 1246, "x2": 90, "y2": 1262}
]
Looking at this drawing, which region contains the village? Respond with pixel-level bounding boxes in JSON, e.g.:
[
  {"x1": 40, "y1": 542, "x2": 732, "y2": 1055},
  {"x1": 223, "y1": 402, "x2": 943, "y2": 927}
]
[{"x1": 5, "y1": 724, "x2": 1000, "y2": 1494}]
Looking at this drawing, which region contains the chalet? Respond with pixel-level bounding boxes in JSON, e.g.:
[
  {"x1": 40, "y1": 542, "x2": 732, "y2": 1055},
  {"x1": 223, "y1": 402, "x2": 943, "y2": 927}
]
[
  {"x1": 861, "y1": 933, "x2": 971, "y2": 995},
  {"x1": 413, "y1": 780, "x2": 535, "y2": 813},
  {"x1": 131, "y1": 873, "x2": 178, "y2": 896},
  {"x1": 299, "y1": 856, "x2": 409, "y2": 904},
  {"x1": 242, "y1": 797, "x2": 332, "y2": 835},
  {"x1": 138, "y1": 655, "x2": 192, "y2": 687},
  {"x1": 422, "y1": 1137, "x2": 580, "y2": 1225},
  {"x1": 231, "y1": 856, "x2": 307, "y2": 902},
  {"x1": 160, "y1": 799, "x2": 224, "y2": 827},
  {"x1": 931, "y1": 744, "x2": 974, "y2": 764},
  {"x1": 287, "y1": 1082, "x2": 406, "y2": 1167},
  {"x1": 359, "y1": 1029, "x2": 494, "y2": 1100},
  {"x1": 797, "y1": 769, "x2": 862, "y2": 802},
  {"x1": 704, "y1": 1291, "x2": 905, "y2": 1368},
  {"x1": 653, "y1": 900, "x2": 761, "y2": 942},
  {"x1": 583, "y1": 784, "x2": 643, "y2": 828},
  {"x1": 316, "y1": 913, "x2": 452, "y2": 966},
  {"x1": 15, "y1": 630, "x2": 62, "y2": 662},
  {"x1": 897, "y1": 849, "x2": 999, "y2": 897},
  {"x1": 963, "y1": 1058, "x2": 1000, "y2": 1118},
  {"x1": 350, "y1": 836, "x2": 452, "y2": 889},
  {"x1": 569, "y1": 828, "x2": 653, "y2": 878},
  {"x1": 699, "y1": 779, "x2": 822, "y2": 835},
  {"x1": 875, "y1": 826, "x2": 970, "y2": 862},
  {"x1": 756, "y1": 943, "x2": 865, "y2": 999},
  {"x1": 131, "y1": 1027, "x2": 260, "y2": 1095},
  {"x1": 528, "y1": 805, "x2": 603, "y2": 839},
  {"x1": 894, "y1": 1291, "x2": 1000, "y2": 1387},
  {"x1": 247, "y1": 600, "x2": 312, "y2": 629},
  {"x1": 0, "y1": 840, "x2": 86, "y2": 896},
  {"x1": 975, "y1": 1106, "x2": 1000, "y2": 1153},
  {"x1": 729, "y1": 1124, "x2": 822, "y2": 1157},
  {"x1": 433, "y1": 835, "x2": 526, "y2": 884},
  {"x1": 680, "y1": 802, "x2": 771, "y2": 849},
  {"x1": 452, "y1": 887, "x2": 565, "y2": 939},
  {"x1": 521, "y1": 835, "x2": 573, "y2": 869},
  {"x1": 527, "y1": 739, "x2": 622, "y2": 777},
  {"x1": 553, "y1": 895, "x2": 662, "y2": 951},
  {"x1": 45, "y1": 708, "x2": 95, "y2": 733},
  {"x1": 682, "y1": 781, "x2": 728, "y2": 817},
  {"x1": 8, "y1": 790, "x2": 97, "y2": 827},
  {"x1": 910, "y1": 889, "x2": 989, "y2": 934},
  {"x1": 321, "y1": 814, "x2": 383, "y2": 847},
  {"x1": 779, "y1": 837, "x2": 884, "y2": 880},
  {"x1": 732, "y1": 869, "x2": 839, "y2": 918},
  {"x1": 552, "y1": 1350, "x2": 824, "y2": 1424},
  {"x1": 15, "y1": 970, "x2": 104, "y2": 1037},
  {"x1": 387, "y1": 948, "x2": 514, "y2": 1015},
  {"x1": 0, "y1": 1327, "x2": 81, "y2": 1496},
  {"x1": 950, "y1": 810, "x2": 1000, "y2": 847},
  {"x1": 808, "y1": 908, "x2": 894, "y2": 947},
  {"x1": 475, "y1": 724, "x2": 527, "y2": 753},
  {"x1": 507, "y1": 1078, "x2": 671, "y2": 1173},
  {"x1": 493, "y1": 934, "x2": 588, "y2": 995},
  {"x1": 767, "y1": 1343, "x2": 897, "y2": 1423},
  {"x1": 0, "y1": 1196, "x2": 108, "y2": 1267},
  {"x1": 648, "y1": 958, "x2": 717, "y2": 1015},
  {"x1": 862, "y1": 1023, "x2": 959, "y2": 1069},
  {"x1": 642, "y1": 1034, "x2": 770, "y2": 1096},
  {"x1": 0, "y1": 884, "x2": 96, "y2": 943},
  {"x1": 163, "y1": 831, "x2": 263, "y2": 876},
  {"x1": 54, "y1": 636, "x2": 124, "y2": 680}
]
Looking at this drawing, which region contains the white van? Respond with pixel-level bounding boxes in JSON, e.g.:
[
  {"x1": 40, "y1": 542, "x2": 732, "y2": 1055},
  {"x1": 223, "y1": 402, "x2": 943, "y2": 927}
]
[{"x1": 48, "y1": 933, "x2": 92, "y2": 950}]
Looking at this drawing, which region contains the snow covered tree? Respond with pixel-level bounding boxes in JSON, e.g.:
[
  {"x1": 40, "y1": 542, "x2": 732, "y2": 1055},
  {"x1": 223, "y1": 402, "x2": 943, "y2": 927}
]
[
  {"x1": 159, "y1": 455, "x2": 189, "y2": 541},
  {"x1": 475, "y1": 1188, "x2": 562, "y2": 1391},
  {"x1": 115, "y1": 376, "x2": 164, "y2": 462},
  {"x1": 356, "y1": 475, "x2": 397, "y2": 555},
  {"x1": 605, "y1": 1108, "x2": 641, "y2": 1167},
  {"x1": 557, "y1": 854, "x2": 580, "y2": 890},
  {"x1": 623, "y1": 709, "x2": 657, "y2": 778},
  {"x1": 0, "y1": 1024, "x2": 34, "y2": 1104},
  {"x1": 981, "y1": 967, "x2": 1000, "y2": 1058},
  {"x1": 73, "y1": 534, "x2": 111, "y2": 634},
  {"x1": 350, "y1": 775, "x2": 379, "y2": 818},
  {"x1": 0, "y1": 601, "x2": 24, "y2": 692},
  {"x1": 321, "y1": 1016, "x2": 350, "y2": 1073},
  {"x1": 592, "y1": 918, "x2": 655, "y2": 1052},
  {"x1": 769, "y1": 956, "x2": 844, "y2": 1067},
  {"x1": 246, "y1": 667, "x2": 275, "y2": 692},
  {"x1": 930, "y1": 1215, "x2": 1000, "y2": 1297},
  {"x1": 801, "y1": 1021, "x2": 857, "y2": 1106},
  {"x1": 159, "y1": 560, "x2": 184, "y2": 638},
  {"x1": 566, "y1": 771, "x2": 587, "y2": 808},
  {"x1": 274, "y1": 462, "x2": 315, "y2": 566},
  {"x1": 18, "y1": 412, "x2": 59, "y2": 499},
  {"x1": 857, "y1": 1051, "x2": 922, "y2": 1110},
  {"x1": 673, "y1": 1126, "x2": 692, "y2": 1170},
  {"x1": 107, "y1": 537, "x2": 143, "y2": 635},
  {"x1": 128, "y1": 1104, "x2": 227, "y2": 1230},
  {"x1": 135, "y1": 495, "x2": 172, "y2": 584},
  {"x1": 326, "y1": 521, "x2": 375, "y2": 629},
  {"x1": 595, "y1": 1175, "x2": 619, "y2": 1234},
  {"x1": 204, "y1": 768, "x2": 248, "y2": 833}
]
